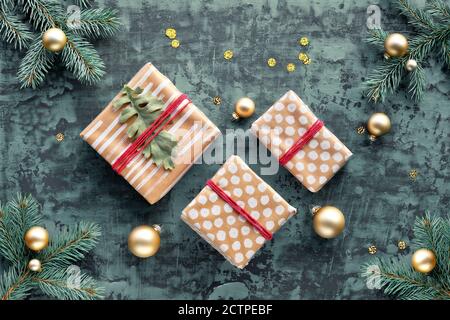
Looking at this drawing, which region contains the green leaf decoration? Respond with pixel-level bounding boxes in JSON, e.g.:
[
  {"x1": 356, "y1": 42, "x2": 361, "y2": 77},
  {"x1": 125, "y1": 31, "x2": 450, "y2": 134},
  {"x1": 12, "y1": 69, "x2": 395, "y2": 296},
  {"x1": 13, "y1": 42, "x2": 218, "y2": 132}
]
[{"x1": 113, "y1": 86, "x2": 178, "y2": 170}]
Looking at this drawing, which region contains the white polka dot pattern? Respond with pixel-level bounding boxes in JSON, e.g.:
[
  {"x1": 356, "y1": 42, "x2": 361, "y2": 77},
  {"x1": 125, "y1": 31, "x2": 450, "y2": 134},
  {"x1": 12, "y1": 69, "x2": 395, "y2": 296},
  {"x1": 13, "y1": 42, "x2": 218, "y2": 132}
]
[
  {"x1": 251, "y1": 90, "x2": 353, "y2": 192},
  {"x1": 181, "y1": 155, "x2": 297, "y2": 269}
]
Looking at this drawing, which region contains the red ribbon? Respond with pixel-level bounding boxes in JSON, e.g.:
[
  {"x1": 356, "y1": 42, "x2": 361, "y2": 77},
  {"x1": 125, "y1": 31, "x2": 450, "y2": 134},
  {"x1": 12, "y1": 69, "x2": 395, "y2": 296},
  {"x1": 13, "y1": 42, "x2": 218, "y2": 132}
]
[
  {"x1": 206, "y1": 179, "x2": 273, "y2": 240},
  {"x1": 112, "y1": 94, "x2": 190, "y2": 174},
  {"x1": 278, "y1": 119, "x2": 324, "y2": 166}
]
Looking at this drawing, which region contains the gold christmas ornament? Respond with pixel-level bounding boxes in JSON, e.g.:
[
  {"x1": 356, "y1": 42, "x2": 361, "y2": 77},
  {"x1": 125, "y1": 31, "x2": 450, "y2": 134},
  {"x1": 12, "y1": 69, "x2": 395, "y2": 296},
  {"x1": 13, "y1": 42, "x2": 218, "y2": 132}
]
[
  {"x1": 267, "y1": 57, "x2": 277, "y2": 67},
  {"x1": 213, "y1": 96, "x2": 222, "y2": 105},
  {"x1": 411, "y1": 248, "x2": 436, "y2": 273},
  {"x1": 24, "y1": 226, "x2": 49, "y2": 252},
  {"x1": 368, "y1": 245, "x2": 377, "y2": 255},
  {"x1": 384, "y1": 33, "x2": 408, "y2": 58},
  {"x1": 223, "y1": 50, "x2": 233, "y2": 60},
  {"x1": 286, "y1": 63, "x2": 296, "y2": 72},
  {"x1": 128, "y1": 225, "x2": 161, "y2": 258},
  {"x1": 405, "y1": 59, "x2": 418, "y2": 72},
  {"x1": 299, "y1": 37, "x2": 309, "y2": 46},
  {"x1": 42, "y1": 27, "x2": 67, "y2": 52},
  {"x1": 171, "y1": 39, "x2": 180, "y2": 48},
  {"x1": 28, "y1": 259, "x2": 42, "y2": 272},
  {"x1": 367, "y1": 112, "x2": 391, "y2": 140},
  {"x1": 232, "y1": 97, "x2": 255, "y2": 120},
  {"x1": 398, "y1": 240, "x2": 407, "y2": 250},
  {"x1": 165, "y1": 28, "x2": 177, "y2": 39},
  {"x1": 312, "y1": 206, "x2": 345, "y2": 239}
]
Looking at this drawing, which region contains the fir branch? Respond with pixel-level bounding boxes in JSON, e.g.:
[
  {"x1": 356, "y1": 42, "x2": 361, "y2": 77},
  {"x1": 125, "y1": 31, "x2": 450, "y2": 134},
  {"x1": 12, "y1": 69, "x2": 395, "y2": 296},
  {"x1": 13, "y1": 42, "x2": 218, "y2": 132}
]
[
  {"x1": 61, "y1": 32, "x2": 105, "y2": 84},
  {"x1": 0, "y1": 7, "x2": 33, "y2": 49},
  {"x1": 18, "y1": 0, "x2": 63, "y2": 31},
  {"x1": 68, "y1": 8, "x2": 121, "y2": 39},
  {"x1": 0, "y1": 0, "x2": 13, "y2": 9},
  {"x1": 74, "y1": 0, "x2": 93, "y2": 9},
  {"x1": 365, "y1": 28, "x2": 388, "y2": 47},
  {"x1": 407, "y1": 63, "x2": 425, "y2": 101},
  {"x1": 428, "y1": 0, "x2": 450, "y2": 21},
  {"x1": 365, "y1": 58, "x2": 405, "y2": 103},
  {"x1": 39, "y1": 221, "x2": 101, "y2": 269},
  {"x1": 397, "y1": 0, "x2": 435, "y2": 30},
  {"x1": 33, "y1": 268, "x2": 104, "y2": 300},
  {"x1": 0, "y1": 266, "x2": 33, "y2": 301},
  {"x1": 17, "y1": 36, "x2": 55, "y2": 88}
]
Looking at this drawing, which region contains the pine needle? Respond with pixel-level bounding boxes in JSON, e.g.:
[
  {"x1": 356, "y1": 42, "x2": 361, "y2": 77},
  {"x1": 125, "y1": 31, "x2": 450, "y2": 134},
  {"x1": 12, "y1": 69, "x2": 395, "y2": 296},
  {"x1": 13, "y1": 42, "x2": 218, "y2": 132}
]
[
  {"x1": 17, "y1": 36, "x2": 55, "y2": 88},
  {"x1": 18, "y1": 0, "x2": 62, "y2": 31},
  {"x1": 0, "y1": 7, "x2": 33, "y2": 49},
  {"x1": 69, "y1": 8, "x2": 121, "y2": 39}
]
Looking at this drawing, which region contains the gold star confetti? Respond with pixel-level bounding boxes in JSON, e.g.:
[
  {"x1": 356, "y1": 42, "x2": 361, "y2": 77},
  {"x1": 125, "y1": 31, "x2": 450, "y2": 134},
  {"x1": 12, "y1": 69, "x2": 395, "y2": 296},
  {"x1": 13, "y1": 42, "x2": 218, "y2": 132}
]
[
  {"x1": 299, "y1": 37, "x2": 309, "y2": 46},
  {"x1": 267, "y1": 57, "x2": 277, "y2": 67},
  {"x1": 298, "y1": 52, "x2": 308, "y2": 62},
  {"x1": 223, "y1": 49, "x2": 233, "y2": 60},
  {"x1": 368, "y1": 245, "x2": 377, "y2": 255},
  {"x1": 398, "y1": 241, "x2": 407, "y2": 250},
  {"x1": 357, "y1": 126, "x2": 366, "y2": 135},
  {"x1": 55, "y1": 133, "x2": 65, "y2": 142},
  {"x1": 165, "y1": 28, "x2": 177, "y2": 39},
  {"x1": 409, "y1": 169, "x2": 418, "y2": 181},
  {"x1": 171, "y1": 39, "x2": 180, "y2": 48},
  {"x1": 303, "y1": 57, "x2": 311, "y2": 65},
  {"x1": 213, "y1": 96, "x2": 222, "y2": 105},
  {"x1": 286, "y1": 63, "x2": 296, "y2": 72}
]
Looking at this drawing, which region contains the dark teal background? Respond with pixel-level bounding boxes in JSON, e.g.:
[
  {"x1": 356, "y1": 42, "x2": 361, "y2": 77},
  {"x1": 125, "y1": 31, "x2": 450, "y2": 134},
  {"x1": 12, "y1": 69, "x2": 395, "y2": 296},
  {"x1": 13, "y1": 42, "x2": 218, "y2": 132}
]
[{"x1": 0, "y1": 0, "x2": 449, "y2": 299}]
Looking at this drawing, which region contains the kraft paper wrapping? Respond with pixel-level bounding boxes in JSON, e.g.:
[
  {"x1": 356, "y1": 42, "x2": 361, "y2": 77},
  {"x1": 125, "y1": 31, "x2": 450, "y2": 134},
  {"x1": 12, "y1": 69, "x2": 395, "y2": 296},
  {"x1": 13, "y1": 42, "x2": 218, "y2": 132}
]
[
  {"x1": 80, "y1": 63, "x2": 221, "y2": 204},
  {"x1": 251, "y1": 90, "x2": 352, "y2": 192},
  {"x1": 181, "y1": 155, "x2": 297, "y2": 269}
]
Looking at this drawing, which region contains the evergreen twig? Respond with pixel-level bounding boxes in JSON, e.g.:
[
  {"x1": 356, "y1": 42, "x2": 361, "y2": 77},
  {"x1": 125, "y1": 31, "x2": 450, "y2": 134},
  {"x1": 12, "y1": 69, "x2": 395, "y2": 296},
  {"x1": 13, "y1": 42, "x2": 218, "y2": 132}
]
[
  {"x1": 69, "y1": 8, "x2": 121, "y2": 39},
  {"x1": 0, "y1": 6, "x2": 33, "y2": 49},
  {"x1": 0, "y1": 194, "x2": 103, "y2": 300},
  {"x1": 361, "y1": 214, "x2": 450, "y2": 300}
]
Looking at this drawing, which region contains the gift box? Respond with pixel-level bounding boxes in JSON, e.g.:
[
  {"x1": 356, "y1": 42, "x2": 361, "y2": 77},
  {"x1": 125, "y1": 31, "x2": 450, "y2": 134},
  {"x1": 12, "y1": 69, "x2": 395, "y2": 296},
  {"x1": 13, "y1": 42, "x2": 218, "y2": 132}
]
[
  {"x1": 181, "y1": 155, "x2": 297, "y2": 269},
  {"x1": 80, "y1": 63, "x2": 221, "y2": 204},
  {"x1": 251, "y1": 90, "x2": 352, "y2": 192}
]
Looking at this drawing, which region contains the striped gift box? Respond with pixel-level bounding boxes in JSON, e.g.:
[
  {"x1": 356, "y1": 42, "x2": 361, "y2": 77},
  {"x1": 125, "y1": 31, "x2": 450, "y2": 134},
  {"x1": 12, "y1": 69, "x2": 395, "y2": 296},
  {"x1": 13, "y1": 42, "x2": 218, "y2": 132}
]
[{"x1": 80, "y1": 63, "x2": 221, "y2": 204}]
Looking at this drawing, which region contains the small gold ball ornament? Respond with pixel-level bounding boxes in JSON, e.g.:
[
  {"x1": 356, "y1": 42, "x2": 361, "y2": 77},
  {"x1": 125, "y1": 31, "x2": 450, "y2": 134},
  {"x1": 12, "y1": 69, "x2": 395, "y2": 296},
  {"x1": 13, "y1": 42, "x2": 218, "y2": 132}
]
[
  {"x1": 384, "y1": 33, "x2": 408, "y2": 59},
  {"x1": 128, "y1": 225, "x2": 161, "y2": 258},
  {"x1": 42, "y1": 28, "x2": 67, "y2": 52},
  {"x1": 405, "y1": 59, "x2": 418, "y2": 72},
  {"x1": 24, "y1": 226, "x2": 49, "y2": 252},
  {"x1": 312, "y1": 206, "x2": 345, "y2": 239},
  {"x1": 411, "y1": 248, "x2": 436, "y2": 273},
  {"x1": 367, "y1": 112, "x2": 391, "y2": 140},
  {"x1": 28, "y1": 259, "x2": 42, "y2": 272},
  {"x1": 232, "y1": 97, "x2": 255, "y2": 120}
]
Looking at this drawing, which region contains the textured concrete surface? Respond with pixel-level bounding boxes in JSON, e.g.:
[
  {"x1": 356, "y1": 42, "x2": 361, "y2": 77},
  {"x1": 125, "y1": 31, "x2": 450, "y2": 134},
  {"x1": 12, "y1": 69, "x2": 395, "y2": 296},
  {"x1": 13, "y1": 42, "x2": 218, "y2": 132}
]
[{"x1": 0, "y1": 0, "x2": 449, "y2": 300}]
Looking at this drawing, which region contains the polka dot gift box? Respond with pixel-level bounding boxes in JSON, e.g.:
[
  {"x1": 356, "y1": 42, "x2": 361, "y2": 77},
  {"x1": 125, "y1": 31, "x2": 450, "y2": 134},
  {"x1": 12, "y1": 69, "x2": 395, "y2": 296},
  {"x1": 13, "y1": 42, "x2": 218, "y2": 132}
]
[
  {"x1": 181, "y1": 155, "x2": 297, "y2": 269},
  {"x1": 251, "y1": 90, "x2": 352, "y2": 192}
]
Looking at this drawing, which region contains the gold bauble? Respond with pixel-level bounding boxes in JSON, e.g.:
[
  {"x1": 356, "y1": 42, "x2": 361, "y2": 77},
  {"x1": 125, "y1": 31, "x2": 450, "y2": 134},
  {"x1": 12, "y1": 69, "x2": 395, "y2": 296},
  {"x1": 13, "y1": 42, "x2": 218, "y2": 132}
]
[
  {"x1": 27, "y1": 259, "x2": 42, "y2": 272},
  {"x1": 411, "y1": 248, "x2": 436, "y2": 274},
  {"x1": 405, "y1": 59, "x2": 418, "y2": 72},
  {"x1": 232, "y1": 97, "x2": 255, "y2": 120},
  {"x1": 312, "y1": 206, "x2": 345, "y2": 239},
  {"x1": 128, "y1": 225, "x2": 161, "y2": 258},
  {"x1": 367, "y1": 112, "x2": 391, "y2": 140},
  {"x1": 384, "y1": 33, "x2": 408, "y2": 58},
  {"x1": 24, "y1": 226, "x2": 49, "y2": 252},
  {"x1": 42, "y1": 28, "x2": 67, "y2": 52}
]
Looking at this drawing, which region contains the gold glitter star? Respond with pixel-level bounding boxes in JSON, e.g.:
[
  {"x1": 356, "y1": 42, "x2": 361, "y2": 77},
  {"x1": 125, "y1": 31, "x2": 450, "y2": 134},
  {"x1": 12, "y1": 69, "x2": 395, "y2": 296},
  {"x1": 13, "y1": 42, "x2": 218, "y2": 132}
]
[
  {"x1": 213, "y1": 96, "x2": 222, "y2": 105},
  {"x1": 286, "y1": 63, "x2": 296, "y2": 72},
  {"x1": 368, "y1": 245, "x2": 377, "y2": 255},
  {"x1": 267, "y1": 57, "x2": 277, "y2": 67},
  {"x1": 55, "y1": 133, "x2": 65, "y2": 142},
  {"x1": 223, "y1": 50, "x2": 233, "y2": 60},
  {"x1": 171, "y1": 39, "x2": 180, "y2": 48},
  {"x1": 299, "y1": 37, "x2": 309, "y2": 46},
  {"x1": 298, "y1": 52, "x2": 308, "y2": 62},
  {"x1": 409, "y1": 169, "x2": 418, "y2": 181},
  {"x1": 357, "y1": 126, "x2": 366, "y2": 135},
  {"x1": 165, "y1": 28, "x2": 177, "y2": 39},
  {"x1": 398, "y1": 241, "x2": 407, "y2": 250}
]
